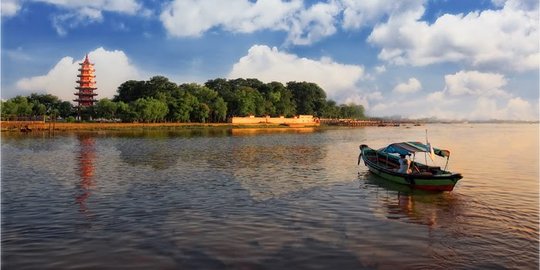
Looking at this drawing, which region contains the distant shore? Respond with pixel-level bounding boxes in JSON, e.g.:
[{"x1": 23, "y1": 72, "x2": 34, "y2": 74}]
[
  {"x1": 0, "y1": 121, "x2": 323, "y2": 132},
  {"x1": 1, "y1": 119, "x2": 536, "y2": 133}
]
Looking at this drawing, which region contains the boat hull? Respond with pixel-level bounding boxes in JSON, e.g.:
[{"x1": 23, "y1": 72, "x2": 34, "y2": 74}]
[{"x1": 360, "y1": 145, "x2": 462, "y2": 191}]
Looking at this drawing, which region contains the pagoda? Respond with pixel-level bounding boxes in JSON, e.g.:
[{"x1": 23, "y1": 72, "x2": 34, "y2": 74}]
[{"x1": 74, "y1": 54, "x2": 97, "y2": 109}]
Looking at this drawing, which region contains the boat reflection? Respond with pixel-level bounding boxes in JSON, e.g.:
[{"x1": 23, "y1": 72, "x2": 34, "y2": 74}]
[
  {"x1": 360, "y1": 172, "x2": 462, "y2": 228},
  {"x1": 75, "y1": 134, "x2": 96, "y2": 214}
]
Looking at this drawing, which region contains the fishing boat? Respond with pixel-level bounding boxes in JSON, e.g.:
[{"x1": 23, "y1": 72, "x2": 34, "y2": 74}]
[{"x1": 358, "y1": 142, "x2": 462, "y2": 191}]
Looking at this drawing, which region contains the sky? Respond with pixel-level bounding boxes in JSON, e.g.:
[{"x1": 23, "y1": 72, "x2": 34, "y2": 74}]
[{"x1": 1, "y1": 0, "x2": 539, "y2": 121}]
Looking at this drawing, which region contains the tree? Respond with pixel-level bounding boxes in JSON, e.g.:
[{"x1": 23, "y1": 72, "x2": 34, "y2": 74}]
[
  {"x1": 192, "y1": 103, "x2": 210, "y2": 123},
  {"x1": 211, "y1": 97, "x2": 227, "y2": 122},
  {"x1": 231, "y1": 86, "x2": 261, "y2": 116},
  {"x1": 268, "y1": 82, "x2": 295, "y2": 117},
  {"x1": 339, "y1": 103, "x2": 365, "y2": 119},
  {"x1": 116, "y1": 101, "x2": 136, "y2": 122},
  {"x1": 167, "y1": 92, "x2": 197, "y2": 122},
  {"x1": 114, "y1": 80, "x2": 147, "y2": 103},
  {"x1": 8, "y1": 96, "x2": 34, "y2": 116},
  {"x1": 31, "y1": 102, "x2": 47, "y2": 116},
  {"x1": 95, "y1": 98, "x2": 117, "y2": 120},
  {"x1": 132, "y1": 97, "x2": 169, "y2": 122},
  {"x1": 322, "y1": 100, "x2": 340, "y2": 118},
  {"x1": 57, "y1": 101, "x2": 73, "y2": 119},
  {"x1": 145, "y1": 76, "x2": 178, "y2": 98},
  {"x1": 27, "y1": 93, "x2": 61, "y2": 114},
  {"x1": 287, "y1": 81, "x2": 327, "y2": 116}
]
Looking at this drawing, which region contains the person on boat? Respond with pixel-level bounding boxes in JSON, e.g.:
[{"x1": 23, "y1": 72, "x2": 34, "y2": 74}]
[{"x1": 398, "y1": 154, "x2": 412, "y2": 174}]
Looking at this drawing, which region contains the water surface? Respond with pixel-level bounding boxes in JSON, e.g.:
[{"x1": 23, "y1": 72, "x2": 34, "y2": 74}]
[{"x1": 2, "y1": 124, "x2": 538, "y2": 269}]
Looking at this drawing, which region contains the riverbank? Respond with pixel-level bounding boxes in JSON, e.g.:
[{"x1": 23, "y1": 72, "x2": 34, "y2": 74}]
[{"x1": 0, "y1": 121, "x2": 324, "y2": 132}]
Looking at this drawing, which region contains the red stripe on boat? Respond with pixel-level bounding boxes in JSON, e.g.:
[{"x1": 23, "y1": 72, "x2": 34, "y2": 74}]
[{"x1": 414, "y1": 185, "x2": 455, "y2": 191}]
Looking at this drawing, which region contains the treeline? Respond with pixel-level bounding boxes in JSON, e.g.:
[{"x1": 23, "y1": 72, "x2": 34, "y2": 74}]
[{"x1": 1, "y1": 76, "x2": 366, "y2": 122}]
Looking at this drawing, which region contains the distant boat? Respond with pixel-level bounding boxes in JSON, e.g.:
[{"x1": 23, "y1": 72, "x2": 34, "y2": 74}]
[{"x1": 358, "y1": 142, "x2": 462, "y2": 191}]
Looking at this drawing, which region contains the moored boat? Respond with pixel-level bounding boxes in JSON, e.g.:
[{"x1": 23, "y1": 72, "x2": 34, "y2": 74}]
[{"x1": 358, "y1": 142, "x2": 462, "y2": 191}]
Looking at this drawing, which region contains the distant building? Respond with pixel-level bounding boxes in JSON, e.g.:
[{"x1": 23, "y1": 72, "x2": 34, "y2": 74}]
[{"x1": 74, "y1": 55, "x2": 97, "y2": 111}]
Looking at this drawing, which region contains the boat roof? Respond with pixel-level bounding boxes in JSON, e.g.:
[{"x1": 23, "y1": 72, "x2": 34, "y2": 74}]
[{"x1": 380, "y1": 141, "x2": 450, "y2": 158}]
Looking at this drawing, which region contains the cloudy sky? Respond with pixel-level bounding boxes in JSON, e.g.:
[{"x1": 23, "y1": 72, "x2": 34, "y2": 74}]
[{"x1": 2, "y1": 0, "x2": 538, "y2": 120}]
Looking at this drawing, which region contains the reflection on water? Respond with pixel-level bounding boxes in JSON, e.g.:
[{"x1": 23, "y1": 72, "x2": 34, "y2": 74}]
[
  {"x1": 1, "y1": 124, "x2": 538, "y2": 269},
  {"x1": 75, "y1": 134, "x2": 95, "y2": 214},
  {"x1": 362, "y1": 172, "x2": 463, "y2": 228},
  {"x1": 230, "y1": 127, "x2": 317, "y2": 136}
]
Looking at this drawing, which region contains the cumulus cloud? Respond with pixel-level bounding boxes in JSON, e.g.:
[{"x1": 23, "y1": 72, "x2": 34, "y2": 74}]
[
  {"x1": 341, "y1": 0, "x2": 423, "y2": 29},
  {"x1": 443, "y1": 70, "x2": 510, "y2": 97},
  {"x1": 228, "y1": 45, "x2": 364, "y2": 99},
  {"x1": 160, "y1": 0, "x2": 301, "y2": 37},
  {"x1": 393, "y1": 77, "x2": 422, "y2": 94},
  {"x1": 285, "y1": 1, "x2": 341, "y2": 45},
  {"x1": 158, "y1": 0, "x2": 425, "y2": 45},
  {"x1": 368, "y1": 1, "x2": 539, "y2": 72},
  {"x1": 1, "y1": 0, "x2": 21, "y2": 17},
  {"x1": 16, "y1": 47, "x2": 141, "y2": 102},
  {"x1": 469, "y1": 96, "x2": 537, "y2": 121},
  {"x1": 369, "y1": 70, "x2": 537, "y2": 121}
]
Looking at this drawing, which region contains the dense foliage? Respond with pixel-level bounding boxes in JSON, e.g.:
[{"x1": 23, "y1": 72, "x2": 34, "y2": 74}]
[{"x1": 1, "y1": 76, "x2": 366, "y2": 122}]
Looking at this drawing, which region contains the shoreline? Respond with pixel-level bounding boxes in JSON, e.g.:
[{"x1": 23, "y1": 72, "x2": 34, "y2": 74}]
[{"x1": 0, "y1": 121, "x2": 324, "y2": 132}]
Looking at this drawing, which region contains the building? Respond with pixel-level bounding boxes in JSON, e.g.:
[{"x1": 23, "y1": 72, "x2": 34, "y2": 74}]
[{"x1": 74, "y1": 55, "x2": 97, "y2": 112}]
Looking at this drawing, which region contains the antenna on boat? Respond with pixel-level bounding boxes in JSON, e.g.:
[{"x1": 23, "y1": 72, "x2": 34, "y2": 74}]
[{"x1": 425, "y1": 129, "x2": 434, "y2": 162}]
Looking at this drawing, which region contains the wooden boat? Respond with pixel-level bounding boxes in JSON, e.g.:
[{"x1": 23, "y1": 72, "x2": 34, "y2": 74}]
[{"x1": 359, "y1": 142, "x2": 462, "y2": 191}]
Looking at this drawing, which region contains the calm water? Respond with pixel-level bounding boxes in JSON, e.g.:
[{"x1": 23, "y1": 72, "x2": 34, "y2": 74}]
[{"x1": 2, "y1": 124, "x2": 538, "y2": 269}]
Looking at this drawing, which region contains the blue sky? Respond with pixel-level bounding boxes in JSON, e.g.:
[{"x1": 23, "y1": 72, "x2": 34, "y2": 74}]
[{"x1": 1, "y1": 0, "x2": 538, "y2": 120}]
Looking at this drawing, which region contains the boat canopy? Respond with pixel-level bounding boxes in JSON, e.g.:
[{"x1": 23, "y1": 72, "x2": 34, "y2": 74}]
[{"x1": 381, "y1": 141, "x2": 450, "y2": 158}]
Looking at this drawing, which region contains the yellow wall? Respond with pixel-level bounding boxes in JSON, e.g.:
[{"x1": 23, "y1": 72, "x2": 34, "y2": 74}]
[{"x1": 231, "y1": 115, "x2": 318, "y2": 125}]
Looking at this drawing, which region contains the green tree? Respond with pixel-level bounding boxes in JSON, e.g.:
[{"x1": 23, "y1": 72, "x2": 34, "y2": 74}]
[
  {"x1": 116, "y1": 101, "x2": 137, "y2": 122},
  {"x1": 211, "y1": 97, "x2": 227, "y2": 122},
  {"x1": 192, "y1": 103, "x2": 210, "y2": 123},
  {"x1": 133, "y1": 97, "x2": 169, "y2": 122},
  {"x1": 28, "y1": 93, "x2": 61, "y2": 114},
  {"x1": 268, "y1": 81, "x2": 295, "y2": 117},
  {"x1": 57, "y1": 101, "x2": 73, "y2": 119},
  {"x1": 145, "y1": 76, "x2": 178, "y2": 98},
  {"x1": 95, "y1": 98, "x2": 117, "y2": 120},
  {"x1": 167, "y1": 92, "x2": 197, "y2": 122},
  {"x1": 339, "y1": 103, "x2": 365, "y2": 119},
  {"x1": 9, "y1": 96, "x2": 34, "y2": 116},
  {"x1": 287, "y1": 81, "x2": 327, "y2": 116},
  {"x1": 114, "y1": 80, "x2": 147, "y2": 103},
  {"x1": 31, "y1": 101, "x2": 47, "y2": 116},
  {"x1": 322, "y1": 100, "x2": 340, "y2": 118},
  {"x1": 231, "y1": 86, "x2": 261, "y2": 116}
]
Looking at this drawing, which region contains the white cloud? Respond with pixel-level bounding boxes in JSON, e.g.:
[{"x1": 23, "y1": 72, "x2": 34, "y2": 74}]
[
  {"x1": 15, "y1": 47, "x2": 141, "y2": 103},
  {"x1": 157, "y1": 0, "x2": 423, "y2": 46},
  {"x1": 160, "y1": 0, "x2": 302, "y2": 37},
  {"x1": 4, "y1": 0, "x2": 144, "y2": 34},
  {"x1": 469, "y1": 96, "x2": 537, "y2": 121},
  {"x1": 1, "y1": 0, "x2": 21, "y2": 17},
  {"x1": 368, "y1": 1, "x2": 539, "y2": 72},
  {"x1": 285, "y1": 1, "x2": 341, "y2": 45},
  {"x1": 228, "y1": 45, "x2": 364, "y2": 99},
  {"x1": 36, "y1": 0, "x2": 142, "y2": 14},
  {"x1": 368, "y1": 69, "x2": 538, "y2": 121},
  {"x1": 444, "y1": 70, "x2": 510, "y2": 97},
  {"x1": 393, "y1": 77, "x2": 422, "y2": 94},
  {"x1": 374, "y1": 65, "x2": 386, "y2": 74},
  {"x1": 341, "y1": 0, "x2": 423, "y2": 29}
]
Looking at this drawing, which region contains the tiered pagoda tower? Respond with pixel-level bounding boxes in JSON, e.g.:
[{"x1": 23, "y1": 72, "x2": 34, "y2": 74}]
[{"x1": 74, "y1": 55, "x2": 97, "y2": 109}]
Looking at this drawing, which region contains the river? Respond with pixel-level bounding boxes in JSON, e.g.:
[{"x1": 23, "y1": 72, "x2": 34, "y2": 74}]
[{"x1": 2, "y1": 123, "x2": 538, "y2": 269}]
